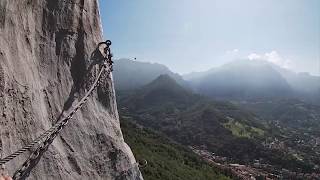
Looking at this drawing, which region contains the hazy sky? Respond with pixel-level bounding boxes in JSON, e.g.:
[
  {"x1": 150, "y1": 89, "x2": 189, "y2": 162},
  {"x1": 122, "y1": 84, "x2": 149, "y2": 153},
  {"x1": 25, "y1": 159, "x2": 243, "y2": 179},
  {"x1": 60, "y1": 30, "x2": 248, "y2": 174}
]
[{"x1": 99, "y1": 0, "x2": 320, "y2": 76}]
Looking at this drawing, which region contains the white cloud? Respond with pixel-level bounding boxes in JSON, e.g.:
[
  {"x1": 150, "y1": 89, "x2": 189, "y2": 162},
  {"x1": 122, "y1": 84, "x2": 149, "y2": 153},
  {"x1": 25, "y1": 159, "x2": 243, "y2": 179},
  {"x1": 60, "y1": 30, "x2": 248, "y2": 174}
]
[
  {"x1": 226, "y1": 49, "x2": 239, "y2": 54},
  {"x1": 247, "y1": 50, "x2": 292, "y2": 69},
  {"x1": 248, "y1": 53, "x2": 262, "y2": 60}
]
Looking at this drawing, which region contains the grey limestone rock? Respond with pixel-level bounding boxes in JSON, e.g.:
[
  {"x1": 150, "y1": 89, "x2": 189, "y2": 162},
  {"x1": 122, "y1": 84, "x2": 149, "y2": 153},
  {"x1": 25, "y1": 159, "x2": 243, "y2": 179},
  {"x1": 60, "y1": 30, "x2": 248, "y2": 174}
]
[{"x1": 0, "y1": 0, "x2": 143, "y2": 179}]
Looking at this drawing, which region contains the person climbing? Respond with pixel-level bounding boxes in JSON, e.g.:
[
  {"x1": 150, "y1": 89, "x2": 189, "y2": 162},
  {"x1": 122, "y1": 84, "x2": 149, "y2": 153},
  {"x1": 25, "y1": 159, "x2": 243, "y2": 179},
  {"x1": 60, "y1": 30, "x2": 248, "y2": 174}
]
[{"x1": 88, "y1": 40, "x2": 113, "y2": 72}]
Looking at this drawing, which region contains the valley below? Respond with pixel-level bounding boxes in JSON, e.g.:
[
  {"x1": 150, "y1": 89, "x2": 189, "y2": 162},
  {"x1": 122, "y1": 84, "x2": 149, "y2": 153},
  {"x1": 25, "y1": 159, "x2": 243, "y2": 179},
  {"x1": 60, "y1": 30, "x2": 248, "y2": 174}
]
[{"x1": 115, "y1": 59, "x2": 320, "y2": 180}]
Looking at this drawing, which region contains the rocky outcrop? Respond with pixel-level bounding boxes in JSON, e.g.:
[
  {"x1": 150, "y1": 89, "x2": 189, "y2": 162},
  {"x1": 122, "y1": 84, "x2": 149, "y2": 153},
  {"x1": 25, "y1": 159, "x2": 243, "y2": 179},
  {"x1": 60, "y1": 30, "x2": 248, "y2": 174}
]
[{"x1": 0, "y1": 0, "x2": 142, "y2": 179}]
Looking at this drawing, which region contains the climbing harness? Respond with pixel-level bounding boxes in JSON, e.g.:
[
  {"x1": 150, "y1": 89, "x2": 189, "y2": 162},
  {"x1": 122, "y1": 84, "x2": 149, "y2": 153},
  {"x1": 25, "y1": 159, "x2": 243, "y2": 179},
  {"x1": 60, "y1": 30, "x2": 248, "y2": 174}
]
[{"x1": 0, "y1": 40, "x2": 113, "y2": 180}]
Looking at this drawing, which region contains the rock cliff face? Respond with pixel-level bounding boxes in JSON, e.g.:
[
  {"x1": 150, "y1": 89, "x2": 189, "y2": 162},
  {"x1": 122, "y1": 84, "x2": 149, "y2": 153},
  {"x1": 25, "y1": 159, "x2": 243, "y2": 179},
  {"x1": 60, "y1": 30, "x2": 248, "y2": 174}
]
[{"x1": 0, "y1": 0, "x2": 142, "y2": 179}]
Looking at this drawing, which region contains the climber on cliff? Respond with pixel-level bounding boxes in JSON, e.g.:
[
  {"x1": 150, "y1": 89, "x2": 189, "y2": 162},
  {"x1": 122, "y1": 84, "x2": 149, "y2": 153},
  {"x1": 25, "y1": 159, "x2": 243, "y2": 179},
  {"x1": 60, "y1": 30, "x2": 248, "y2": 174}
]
[{"x1": 87, "y1": 40, "x2": 113, "y2": 72}]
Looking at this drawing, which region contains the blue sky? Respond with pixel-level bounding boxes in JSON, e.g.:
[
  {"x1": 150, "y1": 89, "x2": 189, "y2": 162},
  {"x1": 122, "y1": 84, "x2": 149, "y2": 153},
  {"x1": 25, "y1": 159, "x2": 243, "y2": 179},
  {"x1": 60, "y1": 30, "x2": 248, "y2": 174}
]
[{"x1": 99, "y1": 0, "x2": 320, "y2": 75}]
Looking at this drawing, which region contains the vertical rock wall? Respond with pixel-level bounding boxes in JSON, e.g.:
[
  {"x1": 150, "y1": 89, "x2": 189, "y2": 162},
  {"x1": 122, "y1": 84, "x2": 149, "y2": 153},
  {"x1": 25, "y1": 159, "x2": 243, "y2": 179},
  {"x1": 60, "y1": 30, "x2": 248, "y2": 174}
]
[{"x1": 0, "y1": 0, "x2": 143, "y2": 179}]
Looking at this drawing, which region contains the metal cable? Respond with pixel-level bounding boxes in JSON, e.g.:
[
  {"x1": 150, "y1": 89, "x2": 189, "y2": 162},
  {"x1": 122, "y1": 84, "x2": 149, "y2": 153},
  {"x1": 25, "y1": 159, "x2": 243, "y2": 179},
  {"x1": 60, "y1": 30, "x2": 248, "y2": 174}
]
[
  {"x1": 0, "y1": 40, "x2": 113, "y2": 180},
  {"x1": 13, "y1": 66, "x2": 112, "y2": 180},
  {"x1": 0, "y1": 65, "x2": 111, "y2": 166}
]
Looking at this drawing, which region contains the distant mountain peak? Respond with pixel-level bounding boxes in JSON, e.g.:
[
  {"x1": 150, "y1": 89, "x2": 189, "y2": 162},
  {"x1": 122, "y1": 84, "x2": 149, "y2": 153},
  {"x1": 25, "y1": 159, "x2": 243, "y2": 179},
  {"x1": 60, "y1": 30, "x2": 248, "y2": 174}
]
[
  {"x1": 113, "y1": 58, "x2": 186, "y2": 90},
  {"x1": 144, "y1": 74, "x2": 188, "y2": 93},
  {"x1": 185, "y1": 58, "x2": 293, "y2": 100},
  {"x1": 122, "y1": 74, "x2": 196, "y2": 107},
  {"x1": 149, "y1": 74, "x2": 179, "y2": 86}
]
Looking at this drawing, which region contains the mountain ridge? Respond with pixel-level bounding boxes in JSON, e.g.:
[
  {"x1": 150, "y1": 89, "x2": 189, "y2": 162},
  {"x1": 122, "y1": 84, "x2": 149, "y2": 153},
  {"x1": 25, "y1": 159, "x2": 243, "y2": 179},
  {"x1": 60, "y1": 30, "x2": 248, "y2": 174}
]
[
  {"x1": 113, "y1": 58, "x2": 186, "y2": 90},
  {"x1": 184, "y1": 59, "x2": 319, "y2": 102},
  {"x1": 114, "y1": 58, "x2": 319, "y2": 103}
]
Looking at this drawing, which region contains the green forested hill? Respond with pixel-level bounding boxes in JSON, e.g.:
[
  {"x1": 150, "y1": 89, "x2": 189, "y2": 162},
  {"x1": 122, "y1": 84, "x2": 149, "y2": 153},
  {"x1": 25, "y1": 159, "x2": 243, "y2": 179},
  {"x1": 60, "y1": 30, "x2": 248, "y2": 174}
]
[
  {"x1": 238, "y1": 98, "x2": 320, "y2": 132},
  {"x1": 121, "y1": 118, "x2": 230, "y2": 180}
]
